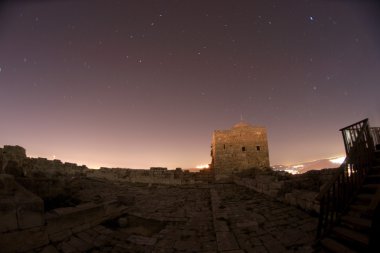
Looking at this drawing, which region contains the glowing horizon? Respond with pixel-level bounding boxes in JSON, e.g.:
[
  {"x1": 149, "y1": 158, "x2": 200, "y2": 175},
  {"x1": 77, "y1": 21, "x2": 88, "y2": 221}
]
[
  {"x1": 0, "y1": 1, "x2": 379, "y2": 170},
  {"x1": 329, "y1": 156, "x2": 346, "y2": 165}
]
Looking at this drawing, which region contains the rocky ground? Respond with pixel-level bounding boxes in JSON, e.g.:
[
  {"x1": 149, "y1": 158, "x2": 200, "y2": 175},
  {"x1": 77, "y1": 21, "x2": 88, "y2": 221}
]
[{"x1": 48, "y1": 181, "x2": 317, "y2": 253}]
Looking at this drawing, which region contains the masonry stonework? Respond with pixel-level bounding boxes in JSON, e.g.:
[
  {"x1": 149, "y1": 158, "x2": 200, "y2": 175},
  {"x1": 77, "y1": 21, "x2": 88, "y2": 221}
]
[{"x1": 211, "y1": 121, "x2": 270, "y2": 180}]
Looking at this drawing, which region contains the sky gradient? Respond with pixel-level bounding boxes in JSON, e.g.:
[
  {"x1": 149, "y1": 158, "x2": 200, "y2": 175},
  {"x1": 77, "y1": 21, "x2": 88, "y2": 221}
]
[{"x1": 1, "y1": 0, "x2": 379, "y2": 169}]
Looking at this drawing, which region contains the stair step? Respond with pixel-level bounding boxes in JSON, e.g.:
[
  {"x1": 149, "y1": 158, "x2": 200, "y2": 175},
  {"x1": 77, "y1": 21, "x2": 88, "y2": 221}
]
[
  {"x1": 350, "y1": 204, "x2": 368, "y2": 213},
  {"x1": 321, "y1": 238, "x2": 357, "y2": 253},
  {"x1": 341, "y1": 215, "x2": 372, "y2": 230},
  {"x1": 370, "y1": 166, "x2": 380, "y2": 172},
  {"x1": 356, "y1": 194, "x2": 373, "y2": 203},
  {"x1": 362, "y1": 184, "x2": 380, "y2": 190},
  {"x1": 365, "y1": 175, "x2": 380, "y2": 184},
  {"x1": 367, "y1": 174, "x2": 380, "y2": 179},
  {"x1": 332, "y1": 227, "x2": 369, "y2": 246}
]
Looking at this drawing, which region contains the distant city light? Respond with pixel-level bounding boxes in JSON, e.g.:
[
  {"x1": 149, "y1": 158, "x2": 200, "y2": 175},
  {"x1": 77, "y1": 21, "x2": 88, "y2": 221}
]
[
  {"x1": 196, "y1": 164, "x2": 209, "y2": 169},
  {"x1": 329, "y1": 156, "x2": 345, "y2": 164},
  {"x1": 285, "y1": 169, "x2": 299, "y2": 175}
]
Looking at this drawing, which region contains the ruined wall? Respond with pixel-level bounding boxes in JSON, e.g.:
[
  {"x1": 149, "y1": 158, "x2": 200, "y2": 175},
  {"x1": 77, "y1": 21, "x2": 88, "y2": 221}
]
[
  {"x1": 0, "y1": 172, "x2": 127, "y2": 253},
  {"x1": 87, "y1": 167, "x2": 213, "y2": 185},
  {"x1": 0, "y1": 145, "x2": 87, "y2": 179},
  {"x1": 233, "y1": 168, "x2": 338, "y2": 213},
  {"x1": 1, "y1": 145, "x2": 212, "y2": 188},
  {"x1": 1, "y1": 145, "x2": 27, "y2": 173},
  {"x1": 0, "y1": 147, "x2": 3, "y2": 170},
  {"x1": 25, "y1": 157, "x2": 87, "y2": 177},
  {"x1": 211, "y1": 122, "x2": 269, "y2": 181}
]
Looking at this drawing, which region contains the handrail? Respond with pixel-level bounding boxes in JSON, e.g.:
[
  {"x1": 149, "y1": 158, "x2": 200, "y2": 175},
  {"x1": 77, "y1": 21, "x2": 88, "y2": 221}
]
[
  {"x1": 316, "y1": 158, "x2": 347, "y2": 201},
  {"x1": 370, "y1": 127, "x2": 380, "y2": 150},
  {"x1": 339, "y1": 118, "x2": 369, "y2": 131},
  {"x1": 316, "y1": 119, "x2": 374, "y2": 238}
]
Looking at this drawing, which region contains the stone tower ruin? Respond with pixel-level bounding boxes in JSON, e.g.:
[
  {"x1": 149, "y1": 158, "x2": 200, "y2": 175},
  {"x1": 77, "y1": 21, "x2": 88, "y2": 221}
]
[{"x1": 211, "y1": 121, "x2": 270, "y2": 180}]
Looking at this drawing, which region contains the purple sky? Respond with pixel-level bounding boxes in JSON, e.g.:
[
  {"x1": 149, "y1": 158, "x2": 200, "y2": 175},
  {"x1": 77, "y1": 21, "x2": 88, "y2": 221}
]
[{"x1": 0, "y1": 0, "x2": 379, "y2": 169}]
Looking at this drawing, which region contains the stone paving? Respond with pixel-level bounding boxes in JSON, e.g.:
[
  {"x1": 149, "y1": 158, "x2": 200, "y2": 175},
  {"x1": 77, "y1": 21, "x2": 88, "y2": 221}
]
[
  {"x1": 211, "y1": 184, "x2": 317, "y2": 253},
  {"x1": 37, "y1": 183, "x2": 317, "y2": 253}
]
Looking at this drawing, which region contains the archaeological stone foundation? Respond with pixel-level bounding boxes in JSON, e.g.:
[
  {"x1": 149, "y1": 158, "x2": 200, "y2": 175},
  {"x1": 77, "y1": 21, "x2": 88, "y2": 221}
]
[{"x1": 0, "y1": 124, "x2": 339, "y2": 252}]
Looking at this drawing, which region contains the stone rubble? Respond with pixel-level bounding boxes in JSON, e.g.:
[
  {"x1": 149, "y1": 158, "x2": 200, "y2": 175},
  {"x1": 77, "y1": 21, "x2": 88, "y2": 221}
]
[
  {"x1": 32, "y1": 183, "x2": 316, "y2": 253},
  {"x1": 0, "y1": 145, "x2": 322, "y2": 252}
]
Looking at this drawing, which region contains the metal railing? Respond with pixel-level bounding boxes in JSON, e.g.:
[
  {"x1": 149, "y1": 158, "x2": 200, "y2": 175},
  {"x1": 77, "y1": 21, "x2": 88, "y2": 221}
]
[
  {"x1": 316, "y1": 119, "x2": 374, "y2": 238},
  {"x1": 370, "y1": 127, "x2": 380, "y2": 150}
]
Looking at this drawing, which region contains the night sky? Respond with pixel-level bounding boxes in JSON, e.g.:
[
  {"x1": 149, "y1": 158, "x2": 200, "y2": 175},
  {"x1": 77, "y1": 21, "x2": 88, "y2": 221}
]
[{"x1": 0, "y1": 0, "x2": 379, "y2": 169}]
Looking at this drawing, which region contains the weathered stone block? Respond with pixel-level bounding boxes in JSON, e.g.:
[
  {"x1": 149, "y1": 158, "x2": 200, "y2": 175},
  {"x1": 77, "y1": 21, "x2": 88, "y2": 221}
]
[
  {"x1": 127, "y1": 235, "x2": 157, "y2": 246},
  {"x1": 71, "y1": 222, "x2": 91, "y2": 234},
  {"x1": 216, "y1": 231, "x2": 239, "y2": 251},
  {"x1": 18, "y1": 209, "x2": 44, "y2": 230},
  {"x1": 0, "y1": 174, "x2": 16, "y2": 195},
  {"x1": 49, "y1": 229, "x2": 72, "y2": 243},
  {"x1": 0, "y1": 199, "x2": 18, "y2": 232},
  {"x1": 58, "y1": 242, "x2": 76, "y2": 253},
  {"x1": 0, "y1": 175, "x2": 44, "y2": 232},
  {"x1": 76, "y1": 231, "x2": 95, "y2": 244},
  {"x1": 39, "y1": 245, "x2": 59, "y2": 253},
  {"x1": 0, "y1": 227, "x2": 48, "y2": 253},
  {"x1": 47, "y1": 203, "x2": 105, "y2": 234},
  {"x1": 66, "y1": 236, "x2": 92, "y2": 252}
]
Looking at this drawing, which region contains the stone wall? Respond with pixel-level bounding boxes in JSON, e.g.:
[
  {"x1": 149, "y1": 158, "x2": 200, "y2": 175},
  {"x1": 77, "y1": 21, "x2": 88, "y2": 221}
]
[
  {"x1": 87, "y1": 167, "x2": 213, "y2": 185},
  {"x1": 1, "y1": 145, "x2": 27, "y2": 173},
  {"x1": 0, "y1": 145, "x2": 87, "y2": 179},
  {"x1": 211, "y1": 122, "x2": 270, "y2": 181},
  {"x1": 0, "y1": 174, "x2": 44, "y2": 233},
  {"x1": 24, "y1": 157, "x2": 87, "y2": 177},
  {"x1": 0, "y1": 174, "x2": 128, "y2": 253},
  {"x1": 1, "y1": 145, "x2": 213, "y2": 187},
  {"x1": 0, "y1": 174, "x2": 46, "y2": 252},
  {"x1": 233, "y1": 168, "x2": 338, "y2": 213}
]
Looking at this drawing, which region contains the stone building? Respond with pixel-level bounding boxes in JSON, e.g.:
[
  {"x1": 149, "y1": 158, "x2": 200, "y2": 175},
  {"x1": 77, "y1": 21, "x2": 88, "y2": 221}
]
[{"x1": 211, "y1": 121, "x2": 270, "y2": 180}]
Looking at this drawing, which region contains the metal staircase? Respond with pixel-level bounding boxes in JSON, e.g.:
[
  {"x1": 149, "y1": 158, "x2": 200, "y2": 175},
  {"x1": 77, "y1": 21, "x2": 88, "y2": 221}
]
[{"x1": 316, "y1": 119, "x2": 380, "y2": 253}]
